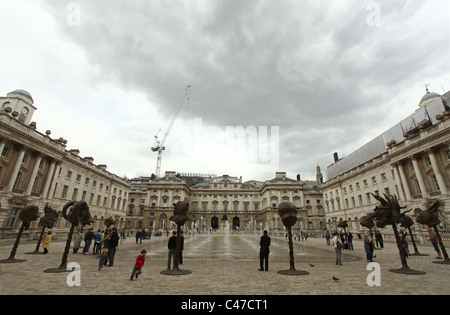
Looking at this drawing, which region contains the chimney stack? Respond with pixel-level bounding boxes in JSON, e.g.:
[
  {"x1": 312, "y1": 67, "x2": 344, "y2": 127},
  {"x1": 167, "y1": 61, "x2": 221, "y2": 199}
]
[{"x1": 333, "y1": 152, "x2": 339, "y2": 163}]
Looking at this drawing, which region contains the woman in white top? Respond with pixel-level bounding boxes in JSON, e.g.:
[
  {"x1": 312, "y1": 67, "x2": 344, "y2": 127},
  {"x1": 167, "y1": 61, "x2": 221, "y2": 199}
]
[{"x1": 332, "y1": 231, "x2": 343, "y2": 265}]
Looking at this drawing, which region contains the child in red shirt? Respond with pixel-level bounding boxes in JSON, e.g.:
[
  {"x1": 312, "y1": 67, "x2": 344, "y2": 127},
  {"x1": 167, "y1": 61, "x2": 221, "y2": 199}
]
[{"x1": 130, "y1": 249, "x2": 147, "y2": 280}]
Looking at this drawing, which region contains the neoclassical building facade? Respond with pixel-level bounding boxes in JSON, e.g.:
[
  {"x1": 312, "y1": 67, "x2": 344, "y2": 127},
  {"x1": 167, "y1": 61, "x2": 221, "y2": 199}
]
[
  {"x1": 0, "y1": 89, "x2": 325, "y2": 238},
  {"x1": 322, "y1": 89, "x2": 450, "y2": 240},
  {"x1": 0, "y1": 90, "x2": 130, "y2": 235},
  {"x1": 126, "y1": 171, "x2": 325, "y2": 234}
]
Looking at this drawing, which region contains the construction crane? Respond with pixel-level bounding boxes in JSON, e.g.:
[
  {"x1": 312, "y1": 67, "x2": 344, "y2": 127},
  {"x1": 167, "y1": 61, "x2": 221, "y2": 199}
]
[{"x1": 151, "y1": 85, "x2": 191, "y2": 178}]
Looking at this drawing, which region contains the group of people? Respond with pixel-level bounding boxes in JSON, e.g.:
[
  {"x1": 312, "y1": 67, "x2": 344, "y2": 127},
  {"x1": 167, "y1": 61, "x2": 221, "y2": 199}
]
[{"x1": 71, "y1": 227, "x2": 120, "y2": 268}]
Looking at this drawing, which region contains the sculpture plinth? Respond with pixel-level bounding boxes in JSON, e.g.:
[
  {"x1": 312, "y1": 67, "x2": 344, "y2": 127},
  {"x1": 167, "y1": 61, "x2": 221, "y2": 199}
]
[{"x1": 277, "y1": 202, "x2": 309, "y2": 276}]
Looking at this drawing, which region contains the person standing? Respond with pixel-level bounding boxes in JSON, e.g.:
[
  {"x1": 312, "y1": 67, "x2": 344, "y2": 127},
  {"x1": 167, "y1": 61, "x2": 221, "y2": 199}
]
[
  {"x1": 325, "y1": 231, "x2": 331, "y2": 246},
  {"x1": 347, "y1": 229, "x2": 353, "y2": 250},
  {"x1": 130, "y1": 249, "x2": 147, "y2": 280},
  {"x1": 120, "y1": 228, "x2": 126, "y2": 245},
  {"x1": 42, "y1": 231, "x2": 52, "y2": 254},
  {"x1": 106, "y1": 228, "x2": 119, "y2": 267},
  {"x1": 332, "y1": 231, "x2": 343, "y2": 265},
  {"x1": 93, "y1": 229, "x2": 103, "y2": 255},
  {"x1": 364, "y1": 234, "x2": 374, "y2": 262},
  {"x1": 179, "y1": 230, "x2": 185, "y2": 265},
  {"x1": 167, "y1": 231, "x2": 177, "y2": 270},
  {"x1": 83, "y1": 228, "x2": 95, "y2": 255},
  {"x1": 427, "y1": 227, "x2": 442, "y2": 259},
  {"x1": 259, "y1": 230, "x2": 271, "y2": 271}
]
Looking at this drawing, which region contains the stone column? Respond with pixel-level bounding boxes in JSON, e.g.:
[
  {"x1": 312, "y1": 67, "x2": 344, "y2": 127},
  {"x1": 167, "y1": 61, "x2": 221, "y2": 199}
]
[
  {"x1": 427, "y1": 149, "x2": 448, "y2": 195},
  {"x1": 25, "y1": 153, "x2": 43, "y2": 195},
  {"x1": 47, "y1": 160, "x2": 62, "y2": 199},
  {"x1": 398, "y1": 161, "x2": 413, "y2": 201},
  {"x1": 5, "y1": 144, "x2": 27, "y2": 192},
  {"x1": 392, "y1": 163, "x2": 407, "y2": 201},
  {"x1": 41, "y1": 158, "x2": 57, "y2": 199},
  {"x1": 411, "y1": 155, "x2": 430, "y2": 198}
]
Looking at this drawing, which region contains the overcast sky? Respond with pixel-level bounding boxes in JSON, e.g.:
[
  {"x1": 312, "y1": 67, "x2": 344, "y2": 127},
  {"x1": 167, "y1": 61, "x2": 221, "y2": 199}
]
[{"x1": 1, "y1": 0, "x2": 449, "y2": 182}]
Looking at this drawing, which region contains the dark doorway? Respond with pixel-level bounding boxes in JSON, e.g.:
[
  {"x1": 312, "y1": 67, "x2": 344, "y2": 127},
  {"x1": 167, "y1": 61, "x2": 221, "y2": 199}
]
[{"x1": 211, "y1": 216, "x2": 219, "y2": 229}]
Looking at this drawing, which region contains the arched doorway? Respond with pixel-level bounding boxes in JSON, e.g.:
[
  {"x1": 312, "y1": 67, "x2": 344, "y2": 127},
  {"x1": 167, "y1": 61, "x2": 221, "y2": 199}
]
[
  {"x1": 232, "y1": 216, "x2": 240, "y2": 229},
  {"x1": 211, "y1": 216, "x2": 219, "y2": 230}
]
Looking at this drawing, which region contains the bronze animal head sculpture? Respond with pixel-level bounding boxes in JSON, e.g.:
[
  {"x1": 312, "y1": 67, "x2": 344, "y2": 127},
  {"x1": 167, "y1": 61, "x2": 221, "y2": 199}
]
[
  {"x1": 359, "y1": 213, "x2": 375, "y2": 230},
  {"x1": 371, "y1": 193, "x2": 406, "y2": 228},
  {"x1": 337, "y1": 220, "x2": 348, "y2": 229},
  {"x1": 38, "y1": 203, "x2": 59, "y2": 229},
  {"x1": 104, "y1": 216, "x2": 116, "y2": 228},
  {"x1": 170, "y1": 201, "x2": 189, "y2": 226},
  {"x1": 62, "y1": 200, "x2": 94, "y2": 226},
  {"x1": 415, "y1": 200, "x2": 441, "y2": 227},
  {"x1": 278, "y1": 202, "x2": 297, "y2": 228},
  {"x1": 19, "y1": 205, "x2": 40, "y2": 230}
]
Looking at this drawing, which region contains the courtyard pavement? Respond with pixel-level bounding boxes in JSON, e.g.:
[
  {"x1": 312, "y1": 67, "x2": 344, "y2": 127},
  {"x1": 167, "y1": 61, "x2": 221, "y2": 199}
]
[{"x1": 0, "y1": 232, "x2": 449, "y2": 296}]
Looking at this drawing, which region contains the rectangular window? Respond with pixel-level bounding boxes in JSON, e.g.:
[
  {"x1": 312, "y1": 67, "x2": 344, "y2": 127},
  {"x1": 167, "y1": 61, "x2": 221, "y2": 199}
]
[
  {"x1": 61, "y1": 185, "x2": 69, "y2": 199},
  {"x1": 432, "y1": 175, "x2": 440, "y2": 191},
  {"x1": 72, "y1": 188, "x2": 78, "y2": 200}
]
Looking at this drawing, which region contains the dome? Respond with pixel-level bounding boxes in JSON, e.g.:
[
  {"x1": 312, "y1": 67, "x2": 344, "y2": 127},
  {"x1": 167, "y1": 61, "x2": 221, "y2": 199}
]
[
  {"x1": 8, "y1": 89, "x2": 34, "y2": 103},
  {"x1": 419, "y1": 91, "x2": 440, "y2": 108}
]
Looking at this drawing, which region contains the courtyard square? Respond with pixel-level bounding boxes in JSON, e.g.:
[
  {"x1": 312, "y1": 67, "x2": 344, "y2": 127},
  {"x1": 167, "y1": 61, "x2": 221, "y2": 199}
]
[{"x1": 0, "y1": 233, "x2": 448, "y2": 295}]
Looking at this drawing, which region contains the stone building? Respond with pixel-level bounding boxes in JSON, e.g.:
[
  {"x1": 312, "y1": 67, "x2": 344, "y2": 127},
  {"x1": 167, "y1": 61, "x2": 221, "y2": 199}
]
[
  {"x1": 0, "y1": 90, "x2": 130, "y2": 235},
  {"x1": 126, "y1": 171, "x2": 325, "y2": 235},
  {"x1": 322, "y1": 89, "x2": 450, "y2": 241}
]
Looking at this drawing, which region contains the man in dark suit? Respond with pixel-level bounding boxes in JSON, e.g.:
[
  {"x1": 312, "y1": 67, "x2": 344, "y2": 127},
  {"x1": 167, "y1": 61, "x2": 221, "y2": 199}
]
[
  {"x1": 167, "y1": 231, "x2": 177, "y2": 270},
  {"x1": 259, "y1": 230, "x2": 271, "y2": 271}
]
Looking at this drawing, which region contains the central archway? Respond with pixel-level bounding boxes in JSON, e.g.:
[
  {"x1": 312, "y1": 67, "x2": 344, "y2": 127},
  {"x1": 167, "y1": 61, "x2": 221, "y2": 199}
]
[
  {"x1": 232, "y1": 216, "x2": 240, "y2": 229},
  {"x1": 211, "y1": 216, "x2": 219, "y2": 230}
]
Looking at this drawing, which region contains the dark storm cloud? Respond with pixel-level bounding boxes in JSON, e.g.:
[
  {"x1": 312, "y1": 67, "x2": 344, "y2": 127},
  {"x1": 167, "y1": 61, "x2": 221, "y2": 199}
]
[{"x1": 39, "y1": 0, "x2": 450, "y2": 179}]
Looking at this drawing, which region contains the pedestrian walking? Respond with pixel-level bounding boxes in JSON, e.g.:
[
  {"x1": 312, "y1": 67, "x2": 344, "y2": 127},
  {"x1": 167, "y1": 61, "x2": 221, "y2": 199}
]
[
  {"x1": 42, "y1": 231, "x2": 52, "y2": 254},
  {"x1": 259, "y1": 230, "x2": 271, "y2": 271},
  {"x1": 427, "y1": 227, "x2": 442, "y2": 259},
  {"x1": 98, "y1": 248, "x2": 108, "y2": 270},
  {"x1": 130, "y1": 249, "x2": 147, "y2": 280},
  {"x1": 332, "y1": 231, "x2": 343, "y2": 265},
  {"x1": 167, "y1": 231, "x2": 177, "y2": 270}
]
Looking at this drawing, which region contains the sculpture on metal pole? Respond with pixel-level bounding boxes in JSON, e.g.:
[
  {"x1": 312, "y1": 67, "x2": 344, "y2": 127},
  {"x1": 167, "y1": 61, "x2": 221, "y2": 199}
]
[
  {"x1": 0, "y1": 205, "x2": 40, "y2": 263},
  {"x1": 371, "y1": 193, "x2": 425, "y2": 275},
  {"x1": 26, "y1": 203, "x2": 59, "y2": 255},
  {"x1": 160, "y1": 201, "x2": 192, "y2": 275},
  {"x1": 44, "y1": 200, "x2": 93, "y2": 273},
  {"x1": 399, "y1": 209, "x2": 427, "y2": 257},
  {"x1": 277, "y1": 202, "x2": 309, "y2": 276},
  {"x1": 416, "y1": 200, "x2": 449, "y2": 264}
]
